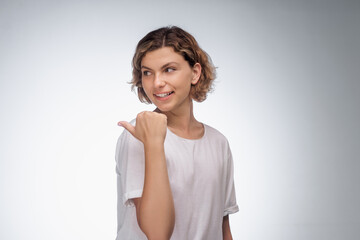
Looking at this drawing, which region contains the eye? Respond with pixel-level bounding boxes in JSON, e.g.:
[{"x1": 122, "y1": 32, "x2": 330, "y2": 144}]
[
  {"x1": 142, "y1": 70, "x2": 151, "y2": 76},
  {"x1": 165, "y1": 67, "x2": 175, "y2": 73}
]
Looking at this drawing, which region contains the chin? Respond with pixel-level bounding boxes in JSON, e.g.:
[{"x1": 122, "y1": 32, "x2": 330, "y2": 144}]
[
  {"x1": 154, "y1": 104, "x2": 173, "y2": 113},
  {"x1": 155, "y1": 107, "x2": 170, "y2": 113}
]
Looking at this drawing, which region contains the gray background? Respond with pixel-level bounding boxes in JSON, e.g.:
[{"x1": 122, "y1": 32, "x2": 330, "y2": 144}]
[{"x1": 1, "y1": 0, "x2": 359, "y2": 239}]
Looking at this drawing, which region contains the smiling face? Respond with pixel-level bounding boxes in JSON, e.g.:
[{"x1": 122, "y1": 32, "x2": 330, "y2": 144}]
[{"x1": 141, "y1": 47, "x2": 201, "y2": 113}]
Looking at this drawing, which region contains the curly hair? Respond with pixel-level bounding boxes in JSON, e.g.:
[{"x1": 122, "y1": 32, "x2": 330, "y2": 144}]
[{"x1": 131, "y1": 26, "x2": 216, "y2": 103}]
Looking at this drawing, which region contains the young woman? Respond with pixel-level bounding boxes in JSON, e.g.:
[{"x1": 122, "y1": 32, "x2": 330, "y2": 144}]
[{"x1": 116, "y1": 26, "x2": 239, "y2": 240}]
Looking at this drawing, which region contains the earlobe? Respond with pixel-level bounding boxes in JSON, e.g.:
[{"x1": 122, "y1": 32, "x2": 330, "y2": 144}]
[{"x1": 191, "y1": 63, "x2": 202, "y2": 85}]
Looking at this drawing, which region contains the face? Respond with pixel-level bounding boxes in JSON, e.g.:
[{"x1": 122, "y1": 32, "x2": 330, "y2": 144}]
[{"x1": 141, "y1": 47, "x2": 201, "y2": 113}]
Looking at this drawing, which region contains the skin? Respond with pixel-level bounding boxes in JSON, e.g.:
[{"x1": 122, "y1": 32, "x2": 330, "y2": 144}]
[
  {"x1": 119, "y1": 47, "x2": 233, "y2": 239},
  {"x1": 223, "y1": 215, "x2": 233, "y2": 240}
]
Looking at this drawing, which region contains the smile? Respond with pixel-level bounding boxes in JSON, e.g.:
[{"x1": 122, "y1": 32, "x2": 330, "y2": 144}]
[
  {"x1": 154, "y1": 91, "x2": 174, "y2": 98},
  {"x1": 154, "y1": 91, "x2": 174, "y2": 101}
]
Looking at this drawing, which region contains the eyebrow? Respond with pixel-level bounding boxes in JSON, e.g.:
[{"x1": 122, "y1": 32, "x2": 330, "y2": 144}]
[{"x1": 141, "y1": 62, "x2": 179, "y2": 70}]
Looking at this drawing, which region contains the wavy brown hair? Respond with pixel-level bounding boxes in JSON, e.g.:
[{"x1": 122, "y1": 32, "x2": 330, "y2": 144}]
[{"x1": 131, "y1": 26, "x2": 216, "y2": 103}]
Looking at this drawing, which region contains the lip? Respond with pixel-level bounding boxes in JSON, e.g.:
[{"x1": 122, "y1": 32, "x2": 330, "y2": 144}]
[
  {"x1": 154, "y1": 91, "x2": 172, "y2": 95},
  {"x1": 153, "y1": 91, "x2": 174, "y2": 101}
]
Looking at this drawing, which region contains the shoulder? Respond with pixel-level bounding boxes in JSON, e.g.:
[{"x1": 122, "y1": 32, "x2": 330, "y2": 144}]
[
  {"x1": 204, "y1": 124, "x2": 228, "y2": 141},
  {"x1": 115, "y1": 119, "x2": 145, "y2": 170},
  {"x1": 116, "y1": 118, "x2": 142, "y2": 153},
  {"x1": 203, "y1": 123, "x2": 230, "y2": 147},
  {"x1": 203, "y1": 124, "x2": 233, "y2": 163}
]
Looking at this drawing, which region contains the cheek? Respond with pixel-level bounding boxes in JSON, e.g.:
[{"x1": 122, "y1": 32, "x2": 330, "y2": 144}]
[
  {"x1": 175, "y1": 72, "x2": 193, "y2": 89},
  {"x1": 141, "y1": 80, "x2": 152, "y2": 96}
]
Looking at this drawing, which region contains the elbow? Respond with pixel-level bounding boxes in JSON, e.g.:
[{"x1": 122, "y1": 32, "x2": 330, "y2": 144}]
[
  {"x1": 138, "y1": 216, "x2": 174, "y2": 240},
  {"x1": 133, "y1": 198, "x2": 175, "y2": 239},
  {"x1": 146, "y1": 232, "x2": 173, "y2": 240},
  {"x1": 139, "y1": 220, "x2": 175, "y2": 240}
]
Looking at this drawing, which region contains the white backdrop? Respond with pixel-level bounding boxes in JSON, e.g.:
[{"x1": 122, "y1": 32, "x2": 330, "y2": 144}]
[{"x1": 1, "y1": 0, "x2": 359, "y2": 239}]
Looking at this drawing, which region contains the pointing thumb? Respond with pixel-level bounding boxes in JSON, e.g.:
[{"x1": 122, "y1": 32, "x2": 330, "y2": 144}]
[{"x1": 118, "y1": 121, "x2": 136, "y2": 137}]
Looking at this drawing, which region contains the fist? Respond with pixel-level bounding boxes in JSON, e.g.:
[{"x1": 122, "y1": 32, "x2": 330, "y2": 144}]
[{"x1": 118, "y1": 111, "x2": 167, "y2": 145}]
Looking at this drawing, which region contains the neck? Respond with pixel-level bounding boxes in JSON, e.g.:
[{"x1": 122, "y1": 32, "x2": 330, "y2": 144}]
[{"x1": 156, "y1": 99, "x2": 197, "y2": 132}]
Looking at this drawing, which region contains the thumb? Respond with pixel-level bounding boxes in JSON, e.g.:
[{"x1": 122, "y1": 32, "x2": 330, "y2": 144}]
[{"x1": 118, "y1": 121, "x2": 136, "y2": 137}]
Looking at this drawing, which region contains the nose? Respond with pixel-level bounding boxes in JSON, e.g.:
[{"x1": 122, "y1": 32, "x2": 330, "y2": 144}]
[{"x1": 154, "y1": 73, "x2": 166, "y2": 88}]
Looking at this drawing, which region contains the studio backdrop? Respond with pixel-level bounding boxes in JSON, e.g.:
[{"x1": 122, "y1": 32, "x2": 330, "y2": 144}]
[{"x1": 0, "y1": 0, "x2": 359, "y2": 239}]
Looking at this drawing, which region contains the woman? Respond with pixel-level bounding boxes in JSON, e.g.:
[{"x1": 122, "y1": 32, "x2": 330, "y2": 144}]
[{"x1": 116, "y1": 26, "x2": 239, "y2": 240}]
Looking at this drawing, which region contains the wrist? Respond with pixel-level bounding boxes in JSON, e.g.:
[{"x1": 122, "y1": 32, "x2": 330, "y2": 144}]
[{"x1": 143, "y1": 139, "x2": 164, "y2": 150}]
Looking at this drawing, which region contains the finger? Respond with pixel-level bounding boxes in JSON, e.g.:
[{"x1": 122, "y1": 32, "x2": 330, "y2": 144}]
[{"x1": 118, "y1": 121, "x2": 136, "y2": 136}]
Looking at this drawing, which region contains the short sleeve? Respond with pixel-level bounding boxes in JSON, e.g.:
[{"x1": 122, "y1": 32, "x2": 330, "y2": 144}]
[
  {"x1": 115, "y1": 122, "x2": 145, "y2": 207},
  {"x1": 223, "y1": 142, "x2": 239, "y2": 216}
]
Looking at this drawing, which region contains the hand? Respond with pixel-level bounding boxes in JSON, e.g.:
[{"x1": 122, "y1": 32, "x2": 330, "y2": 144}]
[{"x1": 118, "y1": 111, "x2": 167, "y2": 145}]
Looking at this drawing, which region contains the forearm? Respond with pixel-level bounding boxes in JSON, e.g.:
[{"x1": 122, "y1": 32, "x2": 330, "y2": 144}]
[
  {"x1": 137, "y1": 141, "x2": 175, "y2": 239},
  {"x1": 222, "y1": 215, "x2": 233, "y2": 240}
]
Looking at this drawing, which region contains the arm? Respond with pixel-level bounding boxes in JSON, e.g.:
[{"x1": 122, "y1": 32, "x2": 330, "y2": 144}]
[
  {"x1": 222, "y1": 215, "x2": 233, "y2": 240},
  {"x1": 134, "y1": 141, "x2": 175, "y2": 239},
  {"x1": 223, "y1": 141, "x2": 239, "y2": 240},
  {"x1": 119, "y1": 112, "x2": 175, "y2": 240}
]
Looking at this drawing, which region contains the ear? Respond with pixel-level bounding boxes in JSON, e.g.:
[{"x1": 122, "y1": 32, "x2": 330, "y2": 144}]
[{"x1": 191, "y1": 63, "x2": 201, "y2": 85}]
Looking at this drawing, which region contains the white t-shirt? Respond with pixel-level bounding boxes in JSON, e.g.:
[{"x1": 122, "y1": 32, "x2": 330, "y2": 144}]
[{"x1": 115, "y1": 121, "x2": 239, "y2": 240}]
